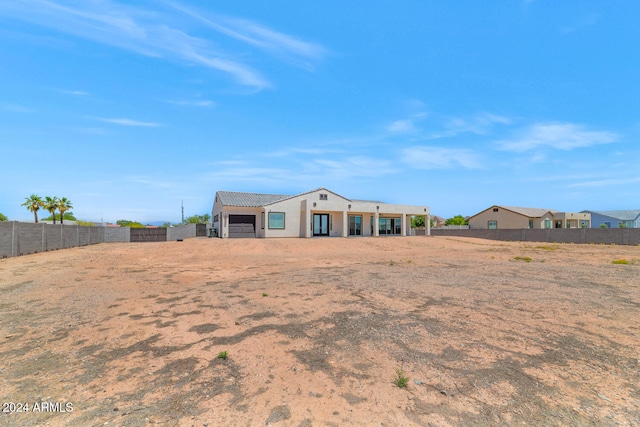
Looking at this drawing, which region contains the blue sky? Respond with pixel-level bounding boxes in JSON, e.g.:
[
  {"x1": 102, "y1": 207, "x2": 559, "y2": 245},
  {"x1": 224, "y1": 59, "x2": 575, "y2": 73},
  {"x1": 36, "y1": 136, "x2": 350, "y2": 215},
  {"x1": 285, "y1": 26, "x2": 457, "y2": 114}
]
[{"x1": 1, "y1": 1, "x2": 639, "y2": 223}]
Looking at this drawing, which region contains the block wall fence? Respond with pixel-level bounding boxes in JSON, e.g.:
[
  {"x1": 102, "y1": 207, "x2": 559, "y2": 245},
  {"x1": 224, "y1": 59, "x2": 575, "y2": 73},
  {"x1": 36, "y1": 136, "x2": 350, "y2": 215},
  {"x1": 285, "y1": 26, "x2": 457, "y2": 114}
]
[
  {"x1": 431, "y1": 228, "x2": 640, "y2": 245},
  {"x1": 0, "y1": 222, "x2": 205, "y2": 259}
]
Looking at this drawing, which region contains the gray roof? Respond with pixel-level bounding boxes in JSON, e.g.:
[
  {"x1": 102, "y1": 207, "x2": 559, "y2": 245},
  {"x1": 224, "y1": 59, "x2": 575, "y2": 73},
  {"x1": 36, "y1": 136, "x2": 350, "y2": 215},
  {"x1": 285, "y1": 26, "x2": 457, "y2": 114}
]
[
  {"x1": 583, "y1": 210, "x2": 640, "y2": 221},
  {"x1": 216, "y1": 191, "x2": 290, "y2": 207},
  {"x1": 217, "y1": 188, "x2": 387, "y2": 208},
  {"x1": 497, "y1": 206, "x2": 558, "y2": 218}
]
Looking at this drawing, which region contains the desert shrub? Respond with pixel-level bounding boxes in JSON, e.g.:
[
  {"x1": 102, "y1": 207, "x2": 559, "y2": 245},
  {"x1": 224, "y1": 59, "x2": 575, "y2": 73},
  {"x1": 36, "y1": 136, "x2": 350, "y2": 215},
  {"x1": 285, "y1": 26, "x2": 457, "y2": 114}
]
[{"x1": 394, "y1": 368, "x2": 409, "y2": 388}]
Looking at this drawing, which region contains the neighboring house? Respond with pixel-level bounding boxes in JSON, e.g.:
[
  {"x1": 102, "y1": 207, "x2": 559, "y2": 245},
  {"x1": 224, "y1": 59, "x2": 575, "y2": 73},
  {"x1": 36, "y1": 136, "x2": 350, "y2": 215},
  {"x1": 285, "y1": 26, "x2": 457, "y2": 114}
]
[
  {"x1": 580, "y1": 210, "x2": 640, "y2": 228},
  {"x1": 431, "y1": 215, "x2": 446, "y2": 228},
  {"x1": 468, "y1": 206, "x2": 591, "y2": 230},
  {"x1": 212, "y1": 188, "x2": 430, "y2": 238}
]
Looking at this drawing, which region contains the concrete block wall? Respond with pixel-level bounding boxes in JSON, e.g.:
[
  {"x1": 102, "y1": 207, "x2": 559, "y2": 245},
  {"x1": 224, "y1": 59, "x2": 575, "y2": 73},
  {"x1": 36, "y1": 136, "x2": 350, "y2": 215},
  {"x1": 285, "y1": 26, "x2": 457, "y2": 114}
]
[
  {"x1": 63, "y1": 226, "x2": 76, "y2": 248},
  {"x1": 104, "y1": 227, "x2": 130, "y2": 243},
  {"x1": 45, "y1": 224, "x2": 62, "y2": 251},
  {"x1": 431, "y1": 228, "x2": 640, "y2": 246},
  {"x1": 0, "y1": 222, "x2": 13, "y2": 258},
  {"x1": 78, "y1": 227, "x2": 90, "y2": 246},
  {"x1": 0, "y1": 222, "x2": 129, "y2": 259},
  {"x1": 167, "y1": 223, "x2": 197, "y2": 241},
  {"x1": 16, "y1": 222, "x2": 42, "y2": 256}
]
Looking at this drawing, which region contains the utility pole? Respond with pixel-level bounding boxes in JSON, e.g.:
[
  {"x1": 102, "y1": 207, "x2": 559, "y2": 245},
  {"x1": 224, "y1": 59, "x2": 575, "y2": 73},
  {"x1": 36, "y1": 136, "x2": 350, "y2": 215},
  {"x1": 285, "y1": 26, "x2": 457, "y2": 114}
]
[{"x1": 181, "y1": 200, "x2": 184, "y2": 225}]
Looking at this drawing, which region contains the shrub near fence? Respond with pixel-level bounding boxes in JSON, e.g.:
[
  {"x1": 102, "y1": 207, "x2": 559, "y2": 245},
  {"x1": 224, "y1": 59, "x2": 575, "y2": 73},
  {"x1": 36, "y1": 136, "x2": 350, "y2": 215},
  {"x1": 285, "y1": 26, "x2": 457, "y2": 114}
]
[{"x1": 431, "y1": 228, "x2": 640, "y2": 246}]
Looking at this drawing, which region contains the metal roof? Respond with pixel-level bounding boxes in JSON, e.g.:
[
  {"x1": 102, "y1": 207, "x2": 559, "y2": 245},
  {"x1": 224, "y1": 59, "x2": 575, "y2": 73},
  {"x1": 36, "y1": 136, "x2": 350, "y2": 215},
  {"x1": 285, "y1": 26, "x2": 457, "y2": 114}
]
[
  {"x1": 585, "y1": 210, "x2": 640, "y2": 221},
  {"x1": 216, "y1": 191, "x2": 291, "y2": 207}
]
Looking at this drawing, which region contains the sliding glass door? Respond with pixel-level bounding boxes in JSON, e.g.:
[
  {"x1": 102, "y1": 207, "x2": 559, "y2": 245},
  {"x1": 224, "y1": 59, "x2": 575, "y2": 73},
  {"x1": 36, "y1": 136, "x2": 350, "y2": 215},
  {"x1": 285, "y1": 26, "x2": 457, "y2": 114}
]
[
  {"x1": 378, "y1": 218, "x2": 402, "y2": 235},
  {"x1": 349, "y1": 215, "x2": 362, "y2": 236}
]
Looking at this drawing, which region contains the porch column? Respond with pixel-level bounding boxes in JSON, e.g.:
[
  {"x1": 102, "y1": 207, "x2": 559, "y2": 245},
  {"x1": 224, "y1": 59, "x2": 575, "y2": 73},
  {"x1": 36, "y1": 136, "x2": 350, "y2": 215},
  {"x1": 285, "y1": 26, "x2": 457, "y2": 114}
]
[
  {"x1": 222, "y1": 211, "x2": 228, "y2": 238},
  {"x1": 374, "y1": 210, "x2": 379, "y2": 237},
  {"x1": 401, "y1": 213, "x2": 406, "y2": 236},
  {"x1": 304, "y1": 201, "x2": 311, "y2": 238},
  {"x1": 342, "y1": 211, "x2": 348, "y2": 237}
]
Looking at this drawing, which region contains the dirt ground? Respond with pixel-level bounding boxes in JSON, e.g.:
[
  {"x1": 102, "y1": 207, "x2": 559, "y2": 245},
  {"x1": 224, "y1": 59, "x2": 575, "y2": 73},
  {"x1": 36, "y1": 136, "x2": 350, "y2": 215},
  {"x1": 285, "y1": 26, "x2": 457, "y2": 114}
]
[{"x1": 1, "y1": 236, "x2": 639, "y2": 426}]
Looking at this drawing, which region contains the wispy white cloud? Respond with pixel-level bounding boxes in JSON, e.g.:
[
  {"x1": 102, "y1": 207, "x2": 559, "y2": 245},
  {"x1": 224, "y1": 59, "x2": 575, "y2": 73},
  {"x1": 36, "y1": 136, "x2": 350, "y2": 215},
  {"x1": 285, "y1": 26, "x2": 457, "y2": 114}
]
[
  {"x1": 311, "y1": 156, "x2": 397, "y2": 178},
  {"x1": 93, "y1": 117, "x2": 162, "y2": 127},
  {"x1": 428, "y1": 113, "x2": 511, "y2": 139},
  {"x1": 0, "y1": 0, "x2": 326, "y2": 90},
  {"x1": 0, "y1": 103, "x2": 34, "y2": 113},
  {"x1": 166, "y1": 2, "x2": 328, "y2": 70},
  {"x1": 401, "y1": 146, "x2": 483, "y2": 170},
  {"x1": 124, "y1": 175, "x2": 177, "y2": 188},
  {"x1": 566, "y1": 176, "x2": 640, "y2": 189},
  {"x1": 53, "y1": 88, "x2": 89, "y2": 96},
  {"x1": 561, "y1": 13, "x2": 599, "y2": 34},
  {"x1": 266, "y1": 146, "x2": 345, "y2": 157},
  {"x1": 166, "y1": 99, "x2": 215, "y2": 107},
  {"x1": 388, "y1": 119, "x2": 417, "y2": 134},
  {"x1": 202, "y1": 154, "x2": 396, "y2": 191},
  {"x1": 387, "y1": 108, "x2": 510, "y2": 139},
  {"x1": 496, "y1": 122, "x2": 618, "y2": 152}
]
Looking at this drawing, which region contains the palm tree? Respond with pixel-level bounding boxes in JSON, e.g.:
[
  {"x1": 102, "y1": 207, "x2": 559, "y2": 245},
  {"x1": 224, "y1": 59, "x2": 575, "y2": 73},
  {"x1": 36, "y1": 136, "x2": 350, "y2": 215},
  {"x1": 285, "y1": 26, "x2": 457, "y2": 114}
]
[
  {"x1": 58, "y1": 197, "x2": 73, "y2": 224},
  {"x1": 44, "y1": 196, "x2": 60, "y2": 224},
  {"x1": 21, "y1": 194, "x2": 44, "y2": 223}
]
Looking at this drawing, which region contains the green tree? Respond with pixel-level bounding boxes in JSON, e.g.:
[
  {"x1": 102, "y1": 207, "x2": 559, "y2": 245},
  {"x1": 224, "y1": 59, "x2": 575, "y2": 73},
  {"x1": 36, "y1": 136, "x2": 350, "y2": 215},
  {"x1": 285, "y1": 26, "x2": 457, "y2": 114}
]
[
  {"x1": 42, "y1": 212, "x2": 76, "y2": 221},
  {"x1": 410, "y1": 215, "x2": 425, "y2": 228},
  {"x1": 58, "y1": 197, "x2": 73, "y2": 224},
  {"x1": 116, "y1": 219, "x2": 146, "y2": 228},
  {"x1": 445, "y1": 215, "x2": 468, "y2": 226},
  {"x1": 0, "y1": 213, "x2": 8, "y2": 221},
  {"x1": 21, "y1": 194, "x2": 44, "y2": 223},
  {"x1": 185, "y1": 213, "x2": 212, "y2": 224},
  {"x1": 44, "y1": 196, "x2": 60, "y2": 224}
]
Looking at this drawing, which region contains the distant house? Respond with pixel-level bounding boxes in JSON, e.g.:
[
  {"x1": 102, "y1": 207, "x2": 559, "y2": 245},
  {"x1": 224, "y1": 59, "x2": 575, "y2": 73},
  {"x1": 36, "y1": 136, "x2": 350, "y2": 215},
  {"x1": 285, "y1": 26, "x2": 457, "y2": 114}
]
[
  {"x1": 212, "y1": 188, "x2": 430, "y2": 238},
  {"x1": 468, "y1": 206, "x2": 591, "y2": 229},
  {"x1": 580, "y1": 210, "x2": 640, "y2": 228},
  {"x1": 431, "y1": 215, "x2": 446, "y2": 228}
]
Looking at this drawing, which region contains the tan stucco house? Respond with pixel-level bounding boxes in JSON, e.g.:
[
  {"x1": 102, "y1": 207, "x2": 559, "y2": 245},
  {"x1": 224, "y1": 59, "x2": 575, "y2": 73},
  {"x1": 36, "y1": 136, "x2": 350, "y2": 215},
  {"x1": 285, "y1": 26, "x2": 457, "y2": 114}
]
[
  {"x1": 212, "y1": 188, "x2": 430, "y2": 238},
  {"x1": 468, "y1": 205, "x2": 591, "y2": 230}
]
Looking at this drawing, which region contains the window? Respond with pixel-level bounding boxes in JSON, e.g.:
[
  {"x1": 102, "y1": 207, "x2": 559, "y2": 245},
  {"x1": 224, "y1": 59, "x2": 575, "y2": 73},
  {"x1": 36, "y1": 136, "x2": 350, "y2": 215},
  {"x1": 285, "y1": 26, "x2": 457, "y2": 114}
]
[
  {"x1": 528, "y1": 220, "x2": 533, "y2": 229},
  {"x1": 213, "y1": 214, "x2": 219, "y2": 223},
  {"x1": 319, "y1": 194, "x2": 328, "y2": 200},
  {"x1": 261, "y1": 212, "x2": 265, "y2": 229},
  {"x1": 544, "y1": 219, "x2": 551, "y2": 229},
  {"x1": 488, "y1": 220, "x2": 497, "y2": 229},
  {"x1": 268, "y1": 212, "x2": 285, "y2": 229},
  {"x1": 493, "y1": 208, "x2": 499, "y2": 212}
]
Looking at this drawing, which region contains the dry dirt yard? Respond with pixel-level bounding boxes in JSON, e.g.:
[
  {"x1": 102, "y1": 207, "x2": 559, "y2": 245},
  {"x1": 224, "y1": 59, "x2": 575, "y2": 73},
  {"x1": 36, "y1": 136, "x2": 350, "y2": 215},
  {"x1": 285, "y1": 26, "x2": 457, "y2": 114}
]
[{"x1": 1, "y1": 236, "x2": 639, "y2": 426}]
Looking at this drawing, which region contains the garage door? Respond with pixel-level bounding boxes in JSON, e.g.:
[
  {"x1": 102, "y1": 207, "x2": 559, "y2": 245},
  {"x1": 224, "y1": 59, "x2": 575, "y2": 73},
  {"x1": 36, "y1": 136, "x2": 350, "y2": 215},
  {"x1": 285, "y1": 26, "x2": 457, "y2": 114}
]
[{"x1": 228, "y1": 215, "x2": 256, "y2": 238}]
